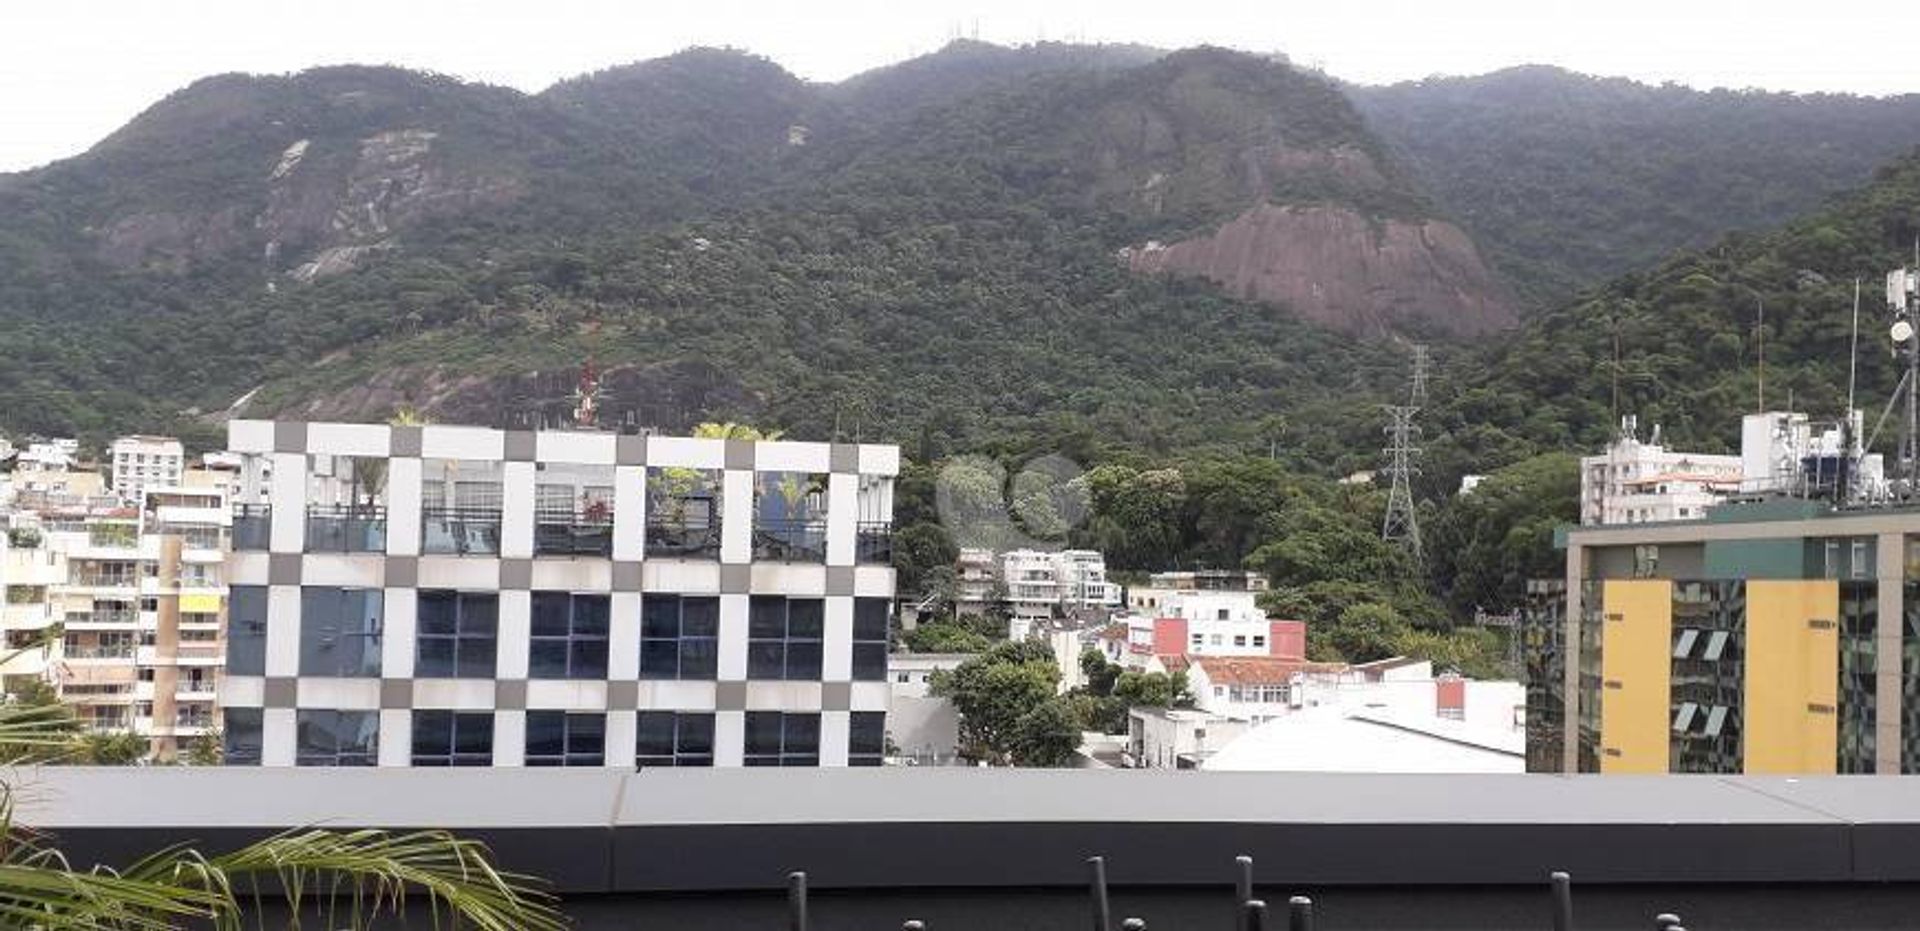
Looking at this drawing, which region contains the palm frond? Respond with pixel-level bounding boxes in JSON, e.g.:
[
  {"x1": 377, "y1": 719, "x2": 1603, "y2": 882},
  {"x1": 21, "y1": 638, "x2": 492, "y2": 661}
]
[
  {"x1": 191, "y1": 828, "x2": 567, "y2": 931},
  {"x1": 0, "y1": 860, "x2": 224, "y2": 930}
]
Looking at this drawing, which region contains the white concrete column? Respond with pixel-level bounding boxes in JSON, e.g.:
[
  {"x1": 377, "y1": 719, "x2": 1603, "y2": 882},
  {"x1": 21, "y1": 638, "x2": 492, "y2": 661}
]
[
  {"x1": 380, "y1": 588, "x2": 417, "y2": 679},
  {"x1": 269, "y1": 452, "x2": 307, "y2": 553},
  {"x1": 604, "y1": 710, "x2": 637, "y2": 768},
  {"x1": 378, "y1": 709, "x2": 411, "y2": 767},
  {"x1": 493, "y1": 711, "x2": 526, "y2": 767},
  {"x1": 262, "y1": 708, "x2": 296, "y2": 767},
  {"x1": 819, "y1": 709, "x2": 850, "y2": 767},
  {"x1": 717, "y1": 594, "x2": 749, "y2": 680},
  {"x1": 826, "y1": 473, "x2": 856, "y2": 566},
  {"x1": 713, "y1": 711, "x2": 744, "y2": 767},
  {"x1": 496, "y1": 591, "x2": 531, "y2": 679},
  {"x1": 386, "y1": 457, "x2": 423, "y2": 556},
  {"x1": 265, "y1": 585, "x2": 303, "y2": 677},
  {"x1": 721, "y1": 469, "x2": 754, "y2": 565},
  {"x1": 613, "y1": 466, "x2": 646, "y2": 562},
  {"x1": 609, "y1": 592, "x2": 642, "y2": 680},
  {"x1": 499, "y1": 461, "x2": 536, "y2": 559},
  {"x1": 822, "y1": 596, "x2": 853, "y2": 682}
]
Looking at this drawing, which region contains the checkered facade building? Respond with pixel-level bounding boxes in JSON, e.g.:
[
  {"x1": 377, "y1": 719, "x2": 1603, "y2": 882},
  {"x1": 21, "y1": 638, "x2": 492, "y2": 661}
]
[{"x1": 217, "y1": 420, "x2": 898, "y2": 767}]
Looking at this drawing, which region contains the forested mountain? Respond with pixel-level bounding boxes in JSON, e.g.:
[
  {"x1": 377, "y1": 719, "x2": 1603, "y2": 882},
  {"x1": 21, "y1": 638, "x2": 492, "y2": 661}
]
[
  {"x1": 0, "y1": 43, "x2": 1491, "y2": 454},
  {"x1": 1352, "y1": 67, "x2": 1920, "y2": 307}
]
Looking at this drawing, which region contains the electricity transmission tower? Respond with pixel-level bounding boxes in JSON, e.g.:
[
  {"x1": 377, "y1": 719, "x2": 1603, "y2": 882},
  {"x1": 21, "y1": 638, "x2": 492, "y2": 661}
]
[
  {"x1": 1408, "y1": 344, "x2": 1430, "y2": 408},
  {"x1": 1381, "y1": 404, "x2": 1423, "y2": 561}
]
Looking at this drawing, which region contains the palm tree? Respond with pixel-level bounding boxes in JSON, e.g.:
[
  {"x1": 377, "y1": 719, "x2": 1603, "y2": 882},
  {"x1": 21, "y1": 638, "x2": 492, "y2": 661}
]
[{"x1": 0, "y1": 682, "x2": 565, "y2": 930}]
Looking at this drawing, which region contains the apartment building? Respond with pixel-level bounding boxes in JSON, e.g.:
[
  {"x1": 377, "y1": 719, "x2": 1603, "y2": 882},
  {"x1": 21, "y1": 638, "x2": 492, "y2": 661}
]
[
  {"x1": 1581, "y1": 418, "x2": 1742, "y2": 526},
  {"x1": 27, "y1": 485, "x2": 231, "y2": 758},
  {"x1": 218, "y1": 420, "x2": 899, "y2": 768},
  {"x1": 953, "y1": 548, "x2": 998, "y2": 615},
  {"x1": 0, "y1": 536, "x2": 65, "y2": 695},
  {"x1": 110, "y1": 435, "x2": 186, "y2": 504},
  {"x1": 1533, "y1": 498, "x2": 1920, "y2": 775},
  {"x1": 1001, "y1": 549, "x2": 1120, "y2": 637}
]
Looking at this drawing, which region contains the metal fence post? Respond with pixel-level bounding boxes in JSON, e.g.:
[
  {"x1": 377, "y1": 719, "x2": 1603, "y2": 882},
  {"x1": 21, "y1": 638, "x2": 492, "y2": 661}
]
[
  {"x1": 787, "y1": 870, "x2": 807, "y2": 931},
  {"x1": 1287, "y1": 896, "x2": 1314, "y2": 931},
  {"x1": 1242, "y1": 899, "x2": 1269, "y2": 931},
  {"x1": 1088, "y1": 856, "x2": 1112, "y2": 931},
  {"x1": 1236, "y1": 855, "x2": 1254, "y2": 908},
  {"x1": 1549, "y1": 871, "x2": 1573, "y2": 931}
]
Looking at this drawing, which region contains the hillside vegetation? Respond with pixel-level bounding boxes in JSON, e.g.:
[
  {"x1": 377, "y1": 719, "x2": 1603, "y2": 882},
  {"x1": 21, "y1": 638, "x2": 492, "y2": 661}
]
[{"x1": 1353, "y1": 67, "x2": 1920, "y2": 306}]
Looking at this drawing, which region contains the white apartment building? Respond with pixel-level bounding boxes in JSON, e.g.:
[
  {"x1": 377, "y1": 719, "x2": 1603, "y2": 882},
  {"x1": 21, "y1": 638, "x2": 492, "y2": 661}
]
[
  {"x1": 218, "y1": 419, "x2": 899, "y2": 768},
  {"x1": 110, "y1": 436, "x2": 186, "y2": 504},
  {"x1": 1580, "y1": 417, "x2": 1742, "y2": 525},
  {"x1": 32, "y1": 485, "x2": 230, "y2": 758},
  {"x1": 0, "y1": 536, "x2": 66, "y2": 695},
  {"x1": 1002, "y1": 549, "x2": 1120, "y2": 637}
]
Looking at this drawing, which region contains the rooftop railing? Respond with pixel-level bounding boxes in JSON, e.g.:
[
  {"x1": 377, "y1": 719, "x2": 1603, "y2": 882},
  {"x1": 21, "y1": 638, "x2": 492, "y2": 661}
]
[
  {"x1": 232, "y1": 504, "x2": 271, "y2": 551},
  {"x1": 421, "y1": 506, "x2": 502, "y2": 556},
  {"x1": 754, "y1": 518, "x2": 826, "y2": 563},
  {"x1": 305, "y1": 504, "x2": 387, "y2": 553}
]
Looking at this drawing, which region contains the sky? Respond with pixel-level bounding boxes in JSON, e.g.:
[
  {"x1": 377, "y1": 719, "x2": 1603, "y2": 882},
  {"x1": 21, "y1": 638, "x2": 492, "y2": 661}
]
[{"x1": 3, "y1": 0, "x2": 1917, "y2": 172}]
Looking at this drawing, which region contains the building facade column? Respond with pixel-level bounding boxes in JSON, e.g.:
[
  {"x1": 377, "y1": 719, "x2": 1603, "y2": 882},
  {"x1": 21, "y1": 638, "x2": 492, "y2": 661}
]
[
  {"x1": 1875, "y1": 531, "x2": 1904, "y2": 774},
  {"x1": 1562, "y1": 542, "x2": 1584, "y2": 774}
]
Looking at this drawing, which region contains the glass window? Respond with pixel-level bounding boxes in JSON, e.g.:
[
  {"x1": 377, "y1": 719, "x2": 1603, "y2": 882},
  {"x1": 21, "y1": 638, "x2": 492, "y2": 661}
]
[
  {"x1": 224, "y1": 708, "x2": 263, "y2": 765},
  {"x1": 852, "y1": 598, "x2": 890, "y2": 682},
  {"x1": 529, "y1": 593, "x2": 609, "y2": 679},
  {"x1": 525, "y1": 711, "x2": 605, "y2": 767},
  {"x1": 849, "y1": 711, "x2": 886, "y2": 767},
  {"x1": 640, "y1": 596, "x2": 719, "y2": 680},
  {"x1": 294, "y1": 709, "x2": 378, "y2": 767},
  {"x1": 227, "y1": 585, "x2": 268, "y2": 676},
  {"x1": 748, "y1": 597, "x2": 824, "y2": 681},
  {"x1": 744, "y1": 711, "x2": 820, "y2": 767},
  {"x1": 636, "y1": 711, "x2": 715, "y2": 767},
  {"x1": 298, "y1": 588, "x2": 383, "y2": 677},
  {"x1": 411, "y1": 710, "x2": 494, "y2": 766},
  {"x1": 415, "y1": 591, "x2": 498, "y2": 678}
]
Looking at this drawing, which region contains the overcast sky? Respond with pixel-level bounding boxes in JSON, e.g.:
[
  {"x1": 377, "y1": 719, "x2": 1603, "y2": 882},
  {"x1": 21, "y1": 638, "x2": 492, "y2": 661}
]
[{"x1": 3, "y1": 0, "x2": 1915, "y2": 172}]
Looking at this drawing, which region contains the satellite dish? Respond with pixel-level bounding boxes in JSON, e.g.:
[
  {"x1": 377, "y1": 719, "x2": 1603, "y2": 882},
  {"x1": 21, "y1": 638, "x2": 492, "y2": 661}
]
[{"x1": 1893, "y1": 320, "x2": 1915, "y2": 344}]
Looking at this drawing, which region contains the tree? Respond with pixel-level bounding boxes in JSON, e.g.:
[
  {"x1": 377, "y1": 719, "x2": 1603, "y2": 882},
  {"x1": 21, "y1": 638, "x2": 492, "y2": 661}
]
[
  {"x1": 1111, "y1": 670, "x2": 1192, "y2": 709},
  {"x1": 1007, "y1": 698, "x2": 1083, "y2": 767},
  {"x1": 902, "y1": 616, "x2": 998, "y2": 654},
  {"x1": 1327, "y1": 603, "x2": 1412, "y2": 664},
  {"x1": 929, "y1": 639, "x2": 1066, "y2": 766}
]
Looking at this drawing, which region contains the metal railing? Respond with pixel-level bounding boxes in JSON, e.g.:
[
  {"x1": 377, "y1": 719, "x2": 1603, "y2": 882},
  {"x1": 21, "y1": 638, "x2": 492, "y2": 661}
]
[
  {"x1": 774, "y1": 860, "x2": 1694, "y2": 931},
  {"x1": 754, "y1": 519, "x2": 826, "y2": 562},
  {"x1": 534, "y1": 515, "x2": 614, "y2": 557},
  {"x1": 232, "y1": 504, "x2": 271, "y2": 551},
  {"x1": 63, "y1": 644, "x2": 134, "y2": 659},
  {"x1": 305, "y1": 504, "x2": 387, "y2": 553},
  {"x1": 856, "y1": 522, "x2": 892, "y2": 564},
  {"x1": 646, "y1": 520, "x2": 722, "y2": 560},
  {"x1": 421, "y1": 507, "x2": 502, "y2": 556}
]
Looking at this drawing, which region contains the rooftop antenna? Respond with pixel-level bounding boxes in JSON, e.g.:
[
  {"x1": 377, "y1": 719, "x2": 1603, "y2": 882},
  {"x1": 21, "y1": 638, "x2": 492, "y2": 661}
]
[
  {"x1": 1848, "y1": 278, "x2": 1861, "y2": 417},
  {"x1": 1755, "y1": 297, "x2": 1766, "y2": 413}
]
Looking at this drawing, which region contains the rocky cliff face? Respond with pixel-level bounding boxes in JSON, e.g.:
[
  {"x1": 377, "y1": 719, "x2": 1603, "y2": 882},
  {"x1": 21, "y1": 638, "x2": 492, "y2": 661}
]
[
  {"x1": 1039, "y1": 49, "x2": 1520, "y2": 339},
  {"x1": 1124, "y1": 204, "x2": 1517, "y2": 338}
]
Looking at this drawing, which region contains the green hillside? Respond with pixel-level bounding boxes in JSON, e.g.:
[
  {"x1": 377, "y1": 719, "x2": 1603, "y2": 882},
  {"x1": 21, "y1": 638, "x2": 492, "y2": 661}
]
[{"x1": 1353, "y1": 67, "x2": 1920, "y2": 307}]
